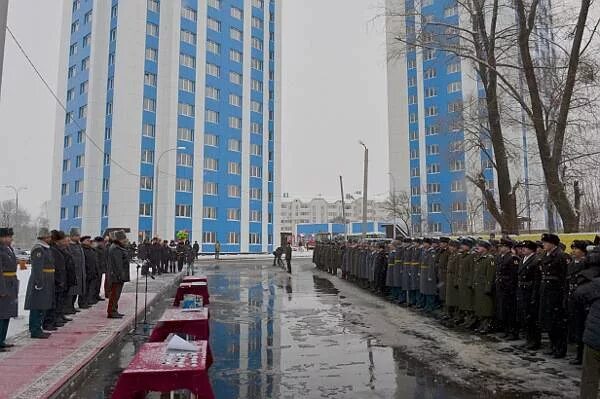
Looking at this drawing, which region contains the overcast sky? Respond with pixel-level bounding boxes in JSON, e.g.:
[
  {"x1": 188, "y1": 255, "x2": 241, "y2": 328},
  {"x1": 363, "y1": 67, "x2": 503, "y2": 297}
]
[{"x1": 0, "y1": 0, "x2": 389, "y2": 217}]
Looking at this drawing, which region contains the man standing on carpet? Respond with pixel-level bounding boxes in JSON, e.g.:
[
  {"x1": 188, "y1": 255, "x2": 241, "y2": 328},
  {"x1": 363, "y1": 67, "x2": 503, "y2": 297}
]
[
  {"x1": 107, "y1": 231, "x2": 131, "y2": 319},
  {"x1": 0, "y1": 228, "x2": 18, "y2": 350}
]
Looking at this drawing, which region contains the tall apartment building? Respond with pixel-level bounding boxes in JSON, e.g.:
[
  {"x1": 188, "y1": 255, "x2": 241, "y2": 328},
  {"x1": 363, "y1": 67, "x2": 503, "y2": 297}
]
[
  {"x1": 385, "y1": 0, "x2": 548, "y2": 235},
  {"x1": 50, "y1": 0, "x2": 281, "y2": 253}
]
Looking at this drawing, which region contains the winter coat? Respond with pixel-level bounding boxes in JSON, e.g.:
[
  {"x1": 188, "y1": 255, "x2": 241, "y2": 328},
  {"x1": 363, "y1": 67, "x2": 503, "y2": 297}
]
[
  {"x1": 420, "y1": 248, "x2": 437, "y2": 295},
  {"x1": 517, "y1": 254, "x2": 541, "y2": 326},
  {"x1": 67, "y1": 242, "x2": 86, "y2": 296},
  {"x1": 473, "y1": 254, "x2": 496, "y2": 318},
  {"x1": 107, "y1": 243, "x2": 131, "y2": 285},
  {"x1": 538, "y1": 248, "x2": 568, "y2": 331},
  {"x1": 24, "y1": 241, "x2": 55, "y2": 311},
  {"x1": 401, "y1": 245, "x2": 411, "y2": 290},
  {"x1": 409, "y1": 246, "x2": 421, "y2": 291},
  {"x1": 50, "y1": 244, "x2": 68, "y2": 293},
  {"x1": 458, "y1": 251, "x2": 475, "y2": 311},
  {"x1": 445, "y1": 252, "x2": 461, "y2": 307},
  {"x1": 437, "y1": 248, "x2": 450, "y2": 302},
  {"x1": 0, "y1": 244, "x2": 19, "y2": 319},
  {"x1": 576, "y1": 277, "x2": 600, "y2": 351},
  {"x1": 95, "y1": 246, "x2": 107, "y2": 274},
  {"x1": 495, "y1": 253, "x2": 519, "y2": 322},
  {"x1": 82, "y1": 245, "x2": 100, "y2": 282},
  {"x1": 385, "y1": 250, "x2": 395, "y2": 287}
]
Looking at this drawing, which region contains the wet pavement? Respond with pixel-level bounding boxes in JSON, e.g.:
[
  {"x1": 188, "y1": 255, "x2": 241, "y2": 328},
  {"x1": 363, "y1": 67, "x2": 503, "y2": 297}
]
[{"x1": 71, "y1": 259, "x2": 485, "y2": 398}]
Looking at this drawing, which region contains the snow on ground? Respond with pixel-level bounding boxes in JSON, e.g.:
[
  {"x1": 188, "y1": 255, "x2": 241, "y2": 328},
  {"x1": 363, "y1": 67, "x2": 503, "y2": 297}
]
[
  {"x1": 198, "y1": 249, "x2": 314, "y2": 260},
  {"x1": 7, "y1": 262, "x2": 143, "y2": 339}
]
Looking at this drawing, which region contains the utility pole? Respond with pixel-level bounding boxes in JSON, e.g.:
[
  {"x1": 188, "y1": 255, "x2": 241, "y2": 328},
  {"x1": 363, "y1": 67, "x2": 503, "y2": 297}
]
[
  {"x1": 3, "y1": 185, "x2": 26, "y2": 228},
  {"x1": 388, "y1": 172, "x2": 397, "y2": 239},
  {"x1": 0, "y1": 0, "x2": 8, "y2": 99},
  {"x1": 359, "y1": 141, "x2": 368, "y2": 240},
  {"x1": 339, "y1": 175, "x2": 347, "y2": 241}
]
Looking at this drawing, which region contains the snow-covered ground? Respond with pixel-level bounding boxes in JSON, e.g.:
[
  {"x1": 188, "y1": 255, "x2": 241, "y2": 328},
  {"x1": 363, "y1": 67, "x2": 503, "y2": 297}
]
[
  {"x1": 7, "y1": 262, "x2": 143, "y2": 339},
  {"x1": 197, "y1": 249, "x2": 314, "y2": 260}
]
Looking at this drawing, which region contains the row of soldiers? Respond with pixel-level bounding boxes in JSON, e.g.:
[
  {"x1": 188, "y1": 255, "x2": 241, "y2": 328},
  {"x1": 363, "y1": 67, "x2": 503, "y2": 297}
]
[
  {"x1": 314, "y1": 233, "x2": 600, "y2": 364},
  {"x1": 137, "y1": 238, "x2": 197, "y2": 274},
  {"x1": 0, "y1": 226, "x2": 132, "y2": 346}
]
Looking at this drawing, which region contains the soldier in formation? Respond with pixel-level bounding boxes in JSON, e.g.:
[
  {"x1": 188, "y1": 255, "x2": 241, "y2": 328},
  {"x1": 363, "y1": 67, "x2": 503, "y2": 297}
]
[{"x1": 313, "y1": 232, "x2": 599, "y2": 363}]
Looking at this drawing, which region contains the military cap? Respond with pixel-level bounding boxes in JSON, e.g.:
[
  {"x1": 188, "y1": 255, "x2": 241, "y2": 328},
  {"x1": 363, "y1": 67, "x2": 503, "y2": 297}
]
[
  {"x1": 80, "y1": 235, "x2": 92, "y2": 242},
  {"x1": 535, "y1": 240, "x2": 544, "y2": 248},
  {"x1": 113, "y1": 230, "x2": 128, "y2": 242},
  {"x1": 448, "y1": 239, "x2": 460, "y2": 247},
  {"x1": 415, "y1": 238, "x2": 424, "y2": 244},
  {"x1": 69, "y1": 227, "x2": 81, "y2": 237},
  {"x1": 459, "y1": 237, "x2": 475, "y2": 247},
  {"x1": 439, "y1": 237, "x2": 451, "y2": 243},
  {"x1": 432, "y1": 238, "x2": 440, "y2": 244},
  {"x1": 37, "y1": 227, "x2": 51, "y2": 239},
  {"x1": 51, "y1": 230, "x2": 66, "y2": 241},
  {"x1": 403, "y1": 237, "x2": 413, "y2": 243},
  {"x1": 499, "y1": 238, "x2": 514, "y2": 248},
  {"x1": 571, "y1": 240, "x2": 590, "y2": 253},
  {"x1": 423, "y1": 237, "x2": 433, "y2": 244},
  {"x1": 514, "y1": 241, "x2": 525, "y2": 248},
  {"x1": 541, "y1": 233, "x2": 560, "y2": 246},
  {"x1": 477, "y1": 240, "x2": 492, "y2": 249},
  {"x1": 93, "y1": 236, "x2": 104, "y2": 242},
  {"x1": 0, "y1": 227, "x2": 13, "y2": 237},
  {"x1": 520, "y1": 240, "x2": 538, "y2": 251}
]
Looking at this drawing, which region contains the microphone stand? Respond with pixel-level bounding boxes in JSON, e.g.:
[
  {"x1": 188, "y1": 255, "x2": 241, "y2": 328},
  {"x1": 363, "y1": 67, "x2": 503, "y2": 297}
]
[{"x1": 134, "y1": 263, "x2": 140, "y2": 329}]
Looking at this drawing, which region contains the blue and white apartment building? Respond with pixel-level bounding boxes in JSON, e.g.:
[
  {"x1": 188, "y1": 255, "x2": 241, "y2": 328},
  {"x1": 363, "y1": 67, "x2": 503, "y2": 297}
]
[
  {"x1": 50, "y1": 0, "x2": 281, "y2": 253},
  {"x1": 386, "y1": 0, "x2": 548, "y2": 235}
]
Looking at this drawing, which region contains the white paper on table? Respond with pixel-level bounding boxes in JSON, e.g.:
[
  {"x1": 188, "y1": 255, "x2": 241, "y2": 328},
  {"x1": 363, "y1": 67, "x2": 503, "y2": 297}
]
[{"x1": 166, "y1": 334, "x2": 199, "y2": 352}]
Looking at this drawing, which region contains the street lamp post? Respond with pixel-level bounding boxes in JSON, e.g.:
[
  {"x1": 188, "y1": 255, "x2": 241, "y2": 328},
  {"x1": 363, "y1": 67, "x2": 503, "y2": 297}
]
[
  {"x1": 359, "y1": 141, "x2": 368, "y2": 240},
  {"x1": 388, "y1": 172, "x2": 397, "y2": 240},
  {"x1": 3, "y1": 185, "x2": 27, "y2": 227},
  {"x1": 153, "y1": 147, "x2": 185, "y2": 238},
  {"x1": 0, "y1": 0, "x2": 9, "y2": 100}
]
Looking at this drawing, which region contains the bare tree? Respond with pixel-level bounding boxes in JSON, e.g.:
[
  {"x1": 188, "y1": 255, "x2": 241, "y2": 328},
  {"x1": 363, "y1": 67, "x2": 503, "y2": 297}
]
[
  {"x1": 386, "y1": 0, "x2": 600, "y2": 232},
  {"x1": 382, "y1": 191, "x2": 413, "y2": 236}
]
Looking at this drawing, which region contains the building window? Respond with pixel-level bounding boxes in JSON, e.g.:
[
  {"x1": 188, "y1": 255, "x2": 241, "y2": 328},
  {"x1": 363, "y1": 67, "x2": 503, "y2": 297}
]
[
  {"x1": 105, "y1": 102, "x2": 112, "y2": 115},
  {"x1": 427, "y1": 163, "x2": 440, "y2": 174},
  {"x1": 141, "y1": 149, "x2": 155, "y2": 164},
  {"x1": 250, "y1": 143, "x2": 262, "y2": 156},
  {"x1": 429, "y1": 222, "x2": 442, "y2": 233},
  {"x1": 202, "y1": 231, "x2": 216, "y2": 244},
  {"x1": 71, "y1": 20, "x2": 79, "y2": 34},
  {"x1": 180, "y1": 30, "x2": 196, "y2": 45},
  {"x1": 451, "y1": 179, "x2": 465, "y2": 192},
  {"x1": 102, "y1": 204, "x2": 109, "y2": 217},
  {"x1": 177, "y1": 153, "x2": 193, "y2": 167},
  {"x1": 252, "y1": 36, "x2": 263, "y2": 50},
  {"x1": 426, "y1": 144, "x2": 440, "y2": 155},
  {"x1": 408, "y1": 76, "x2": 416, "y2": 87},
  {"x1": 73, "y1": 205, "x2": 80, "y2": 218},
  {"x1": 207, "y1": 40, "x2": 220, "y2": 55},
  {"x1": 206, "y1": 63, "x2": 220, "y2": 77},
  {"x1": 176, "y1": 178, "x2": 193, "y2": 192},
  {"x1": 102, "y1": 178, "x2": 110, "y2": 192},
  {"x1": 178, "y1": 102, "x2": 195, "y2": 117},
  {"x1": 448, "y1": 81, "x2": 462, "y2": 93},
  {"x1": 251, "y1": 79, "x2": 263, "y2": 92},
  {"x1": 409, "y1": 130, "x2": 418, "y2": 141},
  {"x1": 140, "y1": 176, "x2": 153, "y2": 190},
  {"x1": 206, "y1": 86, "x2": 220, "y2": 100},
  {"x1": 139, "y1": 203, "x2": 153, "y2": 216},
  {"x1": 105, "y1": 127, "x2": 112, "y2": 140},
  {"x1": 429, "y1": 203, "x2": 441, "y2": 213},
  {"x1": 230, "y1": 28, "x2": 243, "y2": 41},
  {"x1": 75, "y1": 154, "x2": 85, "y2": 168},
  {"x1": 249, "y1": 233, "x2": 261, "y2": 245},
  {"x1": 61, "y1": 183, "x2": 69, "y2": 196},
  {"x1": 426, "y1": 124, "x2": 439, "y2": 135},
  {"x1": 146, "y1": 22, "x2": 159, "y2": 37},
  {"x1": 68, "y1": 65, "x2": 77, "y2": 79},
  {"x1": 64, "y1": 135, "x2": 72, "y2": 148},
  {"x1": 229, "y1": 49, "x2": 243, "y2": 63},
  {"x1": 74, "y1": 128, "x2": 84, "y2": 143},
  {"x1": 181, "y1": 6, "x2": 197, "y2": 21},
  {"x1": 250, "y1": 165, "x2": 262, "y2": 178},
  {"x1": 407, "y1": 59, "x2": 416, "y2": 69},
  {"x1": 227, "y1": 208, "x2": 241, "y2": 221},
  {"x1": 228, "y1": 116, "x2": 242, "y2": 129},
  {"x1": 425, "y1": 87, "x2": 437, "y2": 98},
  {"x1": 424, "y1": 49, "x2": 436, "y2": 61},
  {"x1": 409, "y1": 113, "x2": 417, "y2": 123},
  {"x1": 250, "y1": 210, "x2": 262, "y2": 222},
  {"x1": 411, "y1": 185, "x2": 420, "y2": 195},
  {"x1": 144, "y1": 72, "x2": 157, "y2": 87},
  {"x1": 207, "y1": 17, "x2": 221, "y2": 32},
  {"x1": 65, "y1": 112, "x2": 74, "y2": 124},
  {"x1": 108, "y1": 53, "x2": 115, "y2": 65},
  {"x1": 229, "y1": 93, "x2": 242, "y2": 107},
  {"x1": 251, "y1": 58, "x2": 263, "y2": 71},
  {"x1": 204, "y1": 157, "x2": 218, "y2": 171},
  {"x1": 206, "y1": 110, "x2": 220, "y2": 124},
  {"x1": 69, "y1": 42, "x2": 78, "y2": 56},
  {"x1": 425, "y1": 106, "x2": 438, "y2": 117},
  {"x1": 444, "y1": 5, "x2": 458, "y2": 17},
  {"x1": 175, "y1": 204, "x2": 192, "y2": 218},
  {"x1": 84, "y1": 10, "x2": 92, "y2": 24},
  {"x1": 249, "y1": 188, "x2": 262, "y2": 200},
  {"x1": 449, "y1": 140, "x2": 463, "y2": 152},
  {"x1": 447, "y1": 62, "x2": 461, "y2": 74},
  {"x1": 427, "y1": 183, "x2": 441, "y2": 193},
  {"x1": 203, "y1": 207, "x2": 217, "y2": 219},
  {"x1": 229, "y1": 71, "x2": 242, "y2": 85},
  {"x1": 450, "y1": 159, "x2": 465, "y2": 171},
  {"x1": 448, "y1": 101, "x2": 463, "y2": 113},
  {"x1": 110, "y1": 28, "x2": 117, "y2": 42},
  {"x1": 143, "y1": 97, "x2": 156, "y2": 112},
  {"x1": 81, "y1": 57, "x2": 90, "y2": 71},
  {"x1": 452, "y1": 201, "x2": 467, "y2": 212},
  {"x1": 410, "y1": 148, "x2": 419, "y2": 159},
  {"x1": 231, "y1": 6, "x2": 243, "y2": 20},
  {"x1": 424, "y1": 68, "x2": 437, "y2": 79},
  {"x1": 208, "y1": 0, "x2": 220, "y2": 9},
  {"x1": 252, "y1": 0, "x2": 264, "y2": 9},
  {"x1": 180, "y1": 53, "x2": 196, "y2": 68},
  {"x1": 177, "y1": 127, "x2": 194, "y2": 141},
  {"x1": 146, "y1": 47, "x2": 158, "y2": 61},
  {"x1": 142, "y1": 123, "x2": 156, "y2": 138},
  {"x1": 147, "y1": 0, "x2": 160, "y2": 13},
  {"x1": 204, "y1": 134, "x2": 218, "y2": 147},
  {"x1": 203, "y1": 182, "x2": 218, "y2": 195},
  {"x1": 228, "y1": 185, "x2": 241, "y2": 198},
  {"x1": 104, "y1": 153, "x2": 110, "y2": 166},
  {"x1": 228, "y1": 139, "x2": 241, "y2": 152},
  {"x1": 111, "y1": 4, "x2": 118, "y2": 18},
  {"x1": 228, "y1": 161, "x2": 241, "y2": 175},
  {"x1": 83, "y1": 34, "x2": 91, "y2": 47}
]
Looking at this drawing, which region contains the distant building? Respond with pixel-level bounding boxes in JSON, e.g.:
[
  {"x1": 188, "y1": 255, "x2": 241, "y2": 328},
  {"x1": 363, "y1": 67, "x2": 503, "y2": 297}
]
[{"x1": 280, "y1": 195, "x2": 390, "y2": 234}]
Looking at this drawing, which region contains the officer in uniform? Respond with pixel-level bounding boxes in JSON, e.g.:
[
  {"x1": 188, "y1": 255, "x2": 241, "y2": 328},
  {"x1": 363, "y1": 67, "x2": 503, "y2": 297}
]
[
  {"x1": 81, "y1": 236, "x2": 100, "y2": 306},
  {"x1": 0, "y1": 227, "x2": 18, "y2": 350},
  {"x1": 408, "y1": 239, "x2": 421, "y2": 306},
  {"x1": 67, "y1": 228, "x2": 88, "y2": 311},
  {"x1": 443, "y1": 239, "x2": 460, "y2": 322},
  {"x1": 472, "y1": 240, "x2": 496, "y2": 333},
  {"x1": 495, "y1": 238, "x2": 520, "y2": 339},
  {"x1": 47, "y1": 230, "x2": 72, "y2": 329},
  {"x1": 107, "y1": 230, "x2": 131, "y2": 318},
  {"x1": 93, "y1": 237, "x2": 107, "y2": 302},
  {"x1": 539, "y1": 233, "x2": 569, "y2": 358},
  {"x1": 25, "y1": 228, "x2": 55, "y2": 338},
  {"x1": 436, "y1": 237, "x2": 450, "y2": 312},
  {"x1": 420, "y1": 238, "x2": 437, "y2": 312},
  {"x1": 457, "y1": 238, "x2": 476, "y2": 327},
  {"x1": 517, "y1": 240, "x2": 542, "y2": 349}
]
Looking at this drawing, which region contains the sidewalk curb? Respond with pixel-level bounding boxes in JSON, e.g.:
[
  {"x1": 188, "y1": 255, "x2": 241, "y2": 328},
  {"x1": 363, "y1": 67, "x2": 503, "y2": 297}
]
[{"x1": 44, "y1": 273, "x2": 184, "y2": 399}]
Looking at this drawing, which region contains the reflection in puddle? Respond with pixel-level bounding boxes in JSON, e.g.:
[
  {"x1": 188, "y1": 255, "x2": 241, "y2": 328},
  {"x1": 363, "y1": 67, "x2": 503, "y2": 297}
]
[{"x1": 207, "y1": 263, "x2": 474, "y2": 399}]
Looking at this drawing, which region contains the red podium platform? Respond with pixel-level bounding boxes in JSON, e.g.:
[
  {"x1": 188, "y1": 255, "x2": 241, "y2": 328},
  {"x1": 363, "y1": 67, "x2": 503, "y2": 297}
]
[
  {"x1": 111, "y1": 341, "x2": 214, "y2": 399},
  {"x1": 182, "y1": 275, "x2": 208, "y2": 283},
  {"x1": 174, "y1": 282, "x2": 210, "y2": 306}
]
